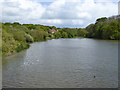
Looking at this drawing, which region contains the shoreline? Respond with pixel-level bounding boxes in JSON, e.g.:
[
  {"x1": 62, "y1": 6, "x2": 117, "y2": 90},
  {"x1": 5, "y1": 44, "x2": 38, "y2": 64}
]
[{"x1": 3, "y1": 37, "x2": 119, "y2": 57}]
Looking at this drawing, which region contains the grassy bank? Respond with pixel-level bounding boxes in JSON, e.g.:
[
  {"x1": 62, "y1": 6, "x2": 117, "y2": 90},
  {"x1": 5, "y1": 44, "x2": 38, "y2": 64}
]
[
  {"x1": 2, "y1": 23, "x2": 87, "y2": 56},
  {"x1": 2, "y1": 15, "x2": 120, "y2": 56}
]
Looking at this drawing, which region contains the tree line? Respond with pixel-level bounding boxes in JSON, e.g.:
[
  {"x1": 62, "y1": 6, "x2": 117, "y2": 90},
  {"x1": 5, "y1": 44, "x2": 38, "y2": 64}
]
[
  {"x1": 2, "y1": 15, "x2": 120, "y2": 55},
  {"x1": 86, "y1": 16, "x2": 120, "y2": 40}
]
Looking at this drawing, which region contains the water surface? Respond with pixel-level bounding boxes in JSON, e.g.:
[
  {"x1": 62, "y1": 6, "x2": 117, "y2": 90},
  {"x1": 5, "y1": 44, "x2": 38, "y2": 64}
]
[{"x1": 3, "y1": 38, "x2": 118, "y2": 88}]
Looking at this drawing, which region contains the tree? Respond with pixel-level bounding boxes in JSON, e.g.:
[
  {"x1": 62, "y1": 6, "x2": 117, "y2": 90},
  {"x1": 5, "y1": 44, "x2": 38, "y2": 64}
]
[
  {"x1": 25, "y1": 34, "x2": 34, "y2": 43},
  {"x1": 13, "y1": 22, "x2": 20, "y2": 25},
  {"x1": 62, "y1": 32, "x2": 68, "y2": 38},
  {"x1": 96, "y1": 17, "x2": 107, "y2": 23}
]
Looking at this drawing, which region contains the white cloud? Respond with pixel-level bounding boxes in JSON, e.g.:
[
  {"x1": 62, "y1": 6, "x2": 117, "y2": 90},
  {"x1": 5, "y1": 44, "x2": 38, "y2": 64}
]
[
  {"x1": 77, "y1": 12, "x2": 92, "y2": 19},
  {"x1": 0, "y1": 0, "x2": 118, "y2": 28},
  {"x1": 40, "y1": 19, "x2": 62, "y2": 25},
  {"x1": 72, "y1": 20, "x2": 84, "y2": 25}
]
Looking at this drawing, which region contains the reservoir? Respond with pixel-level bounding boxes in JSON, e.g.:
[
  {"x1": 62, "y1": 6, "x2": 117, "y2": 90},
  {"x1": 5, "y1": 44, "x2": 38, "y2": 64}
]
[{"x1": 2, "y1": 38, "x2": 118, "y2": 88}]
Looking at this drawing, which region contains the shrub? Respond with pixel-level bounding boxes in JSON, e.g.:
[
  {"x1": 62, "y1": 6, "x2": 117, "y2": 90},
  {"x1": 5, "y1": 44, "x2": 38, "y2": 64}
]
[
  {"x1": 16, "y1": 43, "x2": 30, "y2": 52},
  {"x1": 13, "y1": 31, "x2": 26, "y2": 42},
  {"x1": 25, "y1": 34, "x2": 34, "y2": 43}
]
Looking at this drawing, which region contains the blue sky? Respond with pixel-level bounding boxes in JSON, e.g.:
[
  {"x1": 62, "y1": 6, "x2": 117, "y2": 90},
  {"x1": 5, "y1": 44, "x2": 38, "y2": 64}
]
[{"x1": 0, "y1": 0, "x2": 119, "y2": 28}]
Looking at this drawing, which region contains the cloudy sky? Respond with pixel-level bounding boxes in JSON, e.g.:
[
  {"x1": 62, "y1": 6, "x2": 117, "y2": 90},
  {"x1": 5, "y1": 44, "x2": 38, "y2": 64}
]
[{"x1": 0, "y1": 0, "x2": 119, "y2": 28}]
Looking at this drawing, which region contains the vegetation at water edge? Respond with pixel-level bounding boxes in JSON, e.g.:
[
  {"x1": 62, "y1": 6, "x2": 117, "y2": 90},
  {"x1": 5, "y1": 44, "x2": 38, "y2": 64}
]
[{"x1": 2, "y1": 15, "x2": 120, "y2": 56}]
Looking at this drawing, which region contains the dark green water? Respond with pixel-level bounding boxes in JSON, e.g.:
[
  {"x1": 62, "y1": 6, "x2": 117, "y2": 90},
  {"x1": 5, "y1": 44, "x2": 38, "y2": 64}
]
[{"x1": 2, "y1": 38, "x2": 118, "y2": 88}]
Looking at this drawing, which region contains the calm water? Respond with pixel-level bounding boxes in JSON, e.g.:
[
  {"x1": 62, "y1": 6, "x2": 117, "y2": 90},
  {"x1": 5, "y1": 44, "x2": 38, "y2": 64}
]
[{"x1": 2, "y1": 38, "x2": 118, "y2": 88}]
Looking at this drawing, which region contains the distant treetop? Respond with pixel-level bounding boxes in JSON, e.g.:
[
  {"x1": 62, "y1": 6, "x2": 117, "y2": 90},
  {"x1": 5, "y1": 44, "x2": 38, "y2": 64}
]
[
  {"x1": 96, "y1": 17, "x2": 107, "y2": 23},
  {"x1": 13, "y1": 22, "x2": 20, "y2": 25}
]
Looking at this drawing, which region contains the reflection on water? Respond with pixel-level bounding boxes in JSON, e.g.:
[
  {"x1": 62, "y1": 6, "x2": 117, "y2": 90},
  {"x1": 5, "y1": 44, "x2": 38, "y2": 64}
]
[{"x1": 3, "y1": 38, "x2": 118, "y2": 88}]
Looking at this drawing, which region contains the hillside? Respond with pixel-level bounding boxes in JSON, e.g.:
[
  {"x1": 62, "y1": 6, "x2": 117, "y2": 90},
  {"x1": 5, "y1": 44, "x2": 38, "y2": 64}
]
[
  {"x1": 2, "y1": 15, "x2": 120, "y2": 56},
  {"x1": 86, "y1": 15, "x2": 120, "y2": 40}
]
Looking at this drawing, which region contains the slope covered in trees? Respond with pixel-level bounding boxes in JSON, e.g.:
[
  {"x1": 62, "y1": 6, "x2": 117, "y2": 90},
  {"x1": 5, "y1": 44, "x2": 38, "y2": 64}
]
[
  {"x1": 2, "y1": 15, "x2": 120, "y2": 56},
  {"x1": 2, "y1": 22, "x2": 87, "y2": 56},
  {"x1": 86, "y1": 15, "x2": 120, "y2": 40}
]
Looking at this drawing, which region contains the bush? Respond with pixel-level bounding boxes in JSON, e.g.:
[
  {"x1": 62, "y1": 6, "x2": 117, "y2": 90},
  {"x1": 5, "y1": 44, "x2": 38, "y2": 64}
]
[
  {"x1": 13, "y1": 31, "x2": 26, "y2": 42},
  {"x1": 77, "y1": 29, "x2": 88, "y2": 37},
  {"x1": 16, "y1": 44, "x2": 24, "y2": 52},
  {"x1": 25, "y1": 34, "x2": 34, "y2": 43},
  {"x1": 62, "y1": 32, "x2": 68, "y2": 38},
  {"x1": 30, "y1": 31, "x2": 47, "y2": 41},
  {"x1": 16, "y1": 43, "x2": 30, "y2": 52}
]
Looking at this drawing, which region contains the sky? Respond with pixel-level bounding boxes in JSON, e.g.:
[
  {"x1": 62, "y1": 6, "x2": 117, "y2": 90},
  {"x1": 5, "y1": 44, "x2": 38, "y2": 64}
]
[{"x1": 0, "y1": 0, "x2": 119, "y2": 28}]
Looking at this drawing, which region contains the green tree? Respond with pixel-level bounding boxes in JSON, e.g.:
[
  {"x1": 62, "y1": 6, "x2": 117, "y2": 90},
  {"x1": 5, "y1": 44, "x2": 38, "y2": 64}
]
[{"x1": 62, "y1": 32, "x2": 68, "y2": 38}]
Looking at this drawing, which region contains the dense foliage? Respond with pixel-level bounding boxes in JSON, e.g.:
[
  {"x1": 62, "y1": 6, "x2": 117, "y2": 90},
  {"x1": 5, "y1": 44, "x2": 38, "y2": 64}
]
[
  {"x1": 2, "y1": 15, "x2": 120, "y2": 55},
  {"x1": 86, "y1": 16, "x2": 120, "y2": 40},
  {"x1": 2, "y1": 22, "x2": 87, "y2": 55}
]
